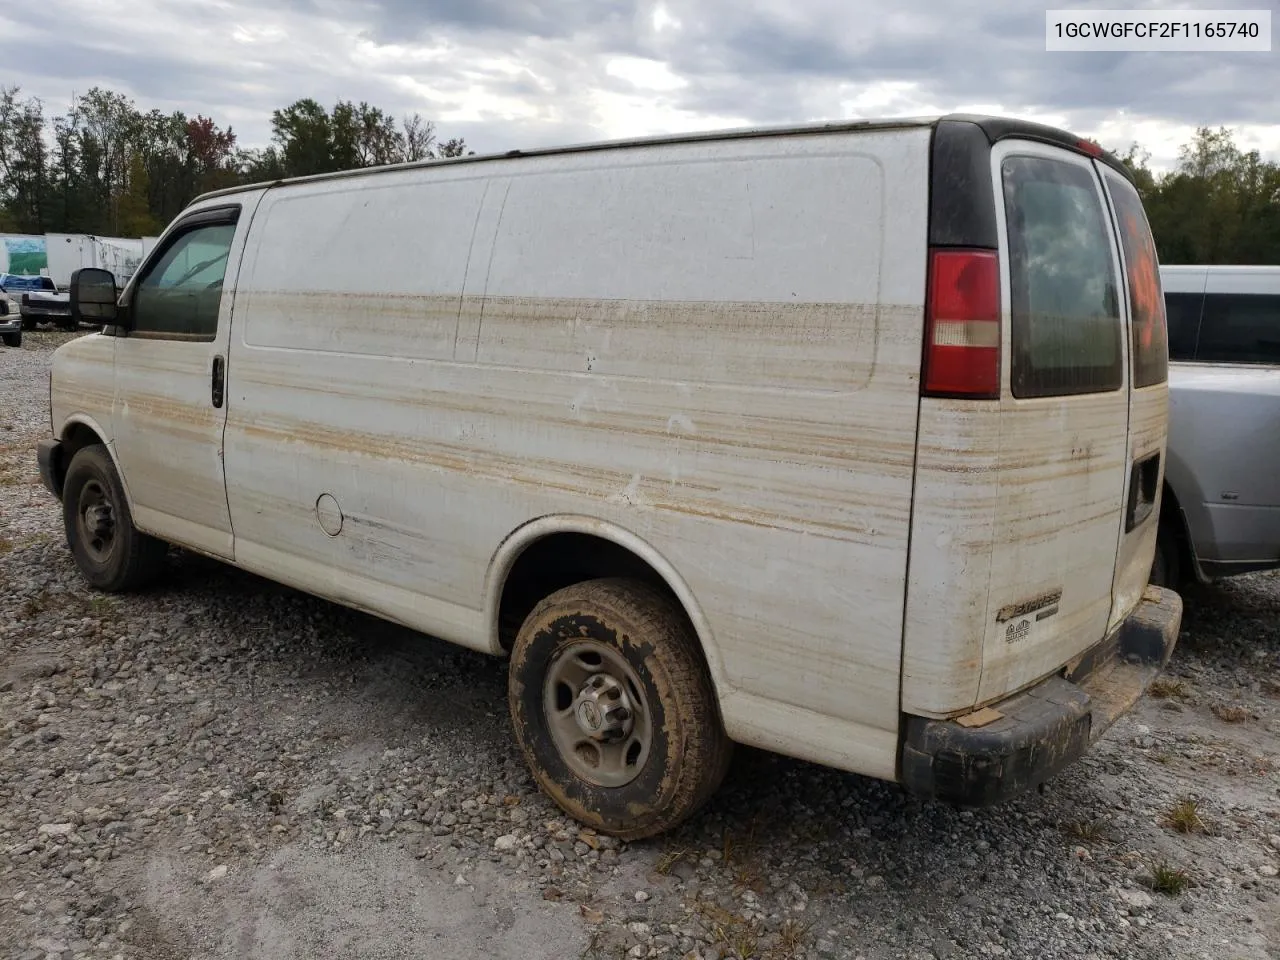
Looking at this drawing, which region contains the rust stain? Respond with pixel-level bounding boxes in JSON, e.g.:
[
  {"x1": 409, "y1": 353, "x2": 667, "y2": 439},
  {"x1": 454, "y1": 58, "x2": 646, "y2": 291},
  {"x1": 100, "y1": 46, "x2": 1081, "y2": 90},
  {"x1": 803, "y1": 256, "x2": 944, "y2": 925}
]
[
  {"x1": 240, "y1": 290, "x2": 898, "y2": 392},
  {"x1": 954, "y1": 706, "x2": 1003, "y2": 729},
  {"x1": 235, "y1": 415, "x2": 903, "y2": 544}
]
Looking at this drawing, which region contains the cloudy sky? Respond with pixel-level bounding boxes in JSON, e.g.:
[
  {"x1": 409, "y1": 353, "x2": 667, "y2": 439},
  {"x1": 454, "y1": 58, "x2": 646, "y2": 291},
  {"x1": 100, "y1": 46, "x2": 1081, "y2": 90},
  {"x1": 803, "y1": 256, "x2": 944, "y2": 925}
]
[{"x1": 3, "y1": 0, "x2": 1277, "y2": 170}]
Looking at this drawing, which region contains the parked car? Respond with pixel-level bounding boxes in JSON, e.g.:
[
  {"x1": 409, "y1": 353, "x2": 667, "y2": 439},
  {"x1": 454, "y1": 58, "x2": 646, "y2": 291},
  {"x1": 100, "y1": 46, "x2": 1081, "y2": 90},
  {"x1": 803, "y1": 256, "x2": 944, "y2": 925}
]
[
  {"x1": 0, "y1": 296, "x2": 21, "y2": 347},
  {"x1": 0, "y1": 273, "x2": 57, "y2": 327},
  {"x1": 1151, "y1": 264, "x2": 1280, "y2": 586},
  {"x1": 38, "y1": 114, "x2": 1182, "y2": 837},
  {"x1": 20, "y1": 288, "x2": 75, "y2": 330}
]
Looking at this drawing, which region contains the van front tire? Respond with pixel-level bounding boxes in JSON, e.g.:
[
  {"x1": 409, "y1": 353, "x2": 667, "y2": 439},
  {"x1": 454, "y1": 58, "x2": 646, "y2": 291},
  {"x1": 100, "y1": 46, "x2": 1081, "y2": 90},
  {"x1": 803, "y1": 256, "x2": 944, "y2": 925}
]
[
  {"x1": 62, "y1": 444, "x2": 168, "y2": 592},
  {"x1": 508, "y1": 577, "x2": 731, "y2": 840}
]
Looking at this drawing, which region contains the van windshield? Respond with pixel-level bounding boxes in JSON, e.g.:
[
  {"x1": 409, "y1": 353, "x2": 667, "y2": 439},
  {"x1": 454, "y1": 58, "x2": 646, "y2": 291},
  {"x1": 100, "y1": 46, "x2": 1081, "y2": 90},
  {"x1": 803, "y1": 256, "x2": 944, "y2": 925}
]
[{"x1": 1002, "y1": 155, "x2": 1123, "y2": 398}]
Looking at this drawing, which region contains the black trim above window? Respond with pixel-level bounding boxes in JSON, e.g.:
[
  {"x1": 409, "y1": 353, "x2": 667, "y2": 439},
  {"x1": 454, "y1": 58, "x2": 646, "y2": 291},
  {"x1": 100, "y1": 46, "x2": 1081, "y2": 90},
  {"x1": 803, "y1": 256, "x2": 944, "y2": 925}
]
[
  {"x1": 174, "y1": 204, "x2": 242, "y2": 230},
  {"x1": 929, "y1": 120, "x2": 999, "y2": 249}
]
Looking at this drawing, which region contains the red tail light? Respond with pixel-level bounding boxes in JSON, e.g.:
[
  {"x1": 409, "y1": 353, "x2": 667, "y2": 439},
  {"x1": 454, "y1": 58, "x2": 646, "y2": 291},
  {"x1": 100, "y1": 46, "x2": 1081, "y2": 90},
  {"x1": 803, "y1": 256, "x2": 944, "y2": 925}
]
[{"x1": 923, "y1": 248, "x2": 1001, "y2": 399}]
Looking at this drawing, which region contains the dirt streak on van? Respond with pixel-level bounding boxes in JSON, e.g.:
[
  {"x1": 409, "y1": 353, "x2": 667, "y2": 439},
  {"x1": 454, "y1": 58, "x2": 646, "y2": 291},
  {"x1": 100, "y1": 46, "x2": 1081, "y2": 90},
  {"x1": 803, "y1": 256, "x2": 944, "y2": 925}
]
[{"x1": 39, "y1": 114, "x2": 1181, "y2": 838}]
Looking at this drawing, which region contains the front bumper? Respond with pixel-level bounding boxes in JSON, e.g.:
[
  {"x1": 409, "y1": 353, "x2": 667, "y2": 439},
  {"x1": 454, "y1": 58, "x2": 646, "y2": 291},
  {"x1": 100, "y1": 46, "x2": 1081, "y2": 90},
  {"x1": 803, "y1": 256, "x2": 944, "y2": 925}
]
[
  {"x1": 0, "y1": 312, "x2": 20, "y2": 335},
  {"x1": 901, "y1": 585, "x2": 1182, "y2": 806},
  {"x1": 37, "y1": 438, "x2": 64, "y2": 501}
]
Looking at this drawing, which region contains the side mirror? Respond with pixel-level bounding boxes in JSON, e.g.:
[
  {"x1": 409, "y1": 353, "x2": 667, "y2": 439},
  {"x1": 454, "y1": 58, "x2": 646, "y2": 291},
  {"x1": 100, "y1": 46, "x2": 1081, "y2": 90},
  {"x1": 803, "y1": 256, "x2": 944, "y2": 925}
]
[{"x1": 70, "y1": 268, "x2": 121, "y2": 326}]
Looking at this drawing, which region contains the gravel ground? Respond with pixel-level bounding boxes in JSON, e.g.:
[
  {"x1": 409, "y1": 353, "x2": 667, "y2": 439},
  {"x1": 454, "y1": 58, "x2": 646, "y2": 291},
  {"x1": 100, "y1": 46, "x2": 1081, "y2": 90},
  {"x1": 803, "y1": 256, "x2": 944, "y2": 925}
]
[{"x1": 3, "y1": 330, "x2": 1278, "y2": 960}]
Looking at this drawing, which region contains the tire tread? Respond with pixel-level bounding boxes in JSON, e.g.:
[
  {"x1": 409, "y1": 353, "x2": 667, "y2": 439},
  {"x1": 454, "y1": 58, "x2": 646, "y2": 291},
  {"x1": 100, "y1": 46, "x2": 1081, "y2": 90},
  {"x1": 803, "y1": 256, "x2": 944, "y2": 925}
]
[{"x1": 510, "y1": 576, "x2": 731, "y2": 839}]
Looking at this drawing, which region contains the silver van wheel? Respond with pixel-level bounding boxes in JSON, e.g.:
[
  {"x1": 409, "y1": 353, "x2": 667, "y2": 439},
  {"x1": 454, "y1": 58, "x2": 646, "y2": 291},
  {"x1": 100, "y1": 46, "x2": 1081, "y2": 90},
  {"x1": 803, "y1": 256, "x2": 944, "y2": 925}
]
[
  {"x1": 543, "y1": 640, "x2": 653, "y2": 788},
  {"x1": 509, "y1": 577, "x2": 732, "y2": 839}
]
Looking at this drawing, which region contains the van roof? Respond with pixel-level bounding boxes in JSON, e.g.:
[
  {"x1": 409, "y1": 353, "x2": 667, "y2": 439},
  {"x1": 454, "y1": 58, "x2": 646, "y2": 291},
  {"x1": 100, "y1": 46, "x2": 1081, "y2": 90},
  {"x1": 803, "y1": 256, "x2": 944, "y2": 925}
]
[{"x1": 194, "y1": 112, "x2": 1134, "y2": 204}]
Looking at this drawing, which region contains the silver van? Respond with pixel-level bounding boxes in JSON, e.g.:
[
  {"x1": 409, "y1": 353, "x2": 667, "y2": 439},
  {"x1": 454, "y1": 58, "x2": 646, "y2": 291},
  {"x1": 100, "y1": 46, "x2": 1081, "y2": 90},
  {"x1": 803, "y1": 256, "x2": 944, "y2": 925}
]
[{"x1": 1154, "y1": 265, "x2": 1280, "y2": 585}]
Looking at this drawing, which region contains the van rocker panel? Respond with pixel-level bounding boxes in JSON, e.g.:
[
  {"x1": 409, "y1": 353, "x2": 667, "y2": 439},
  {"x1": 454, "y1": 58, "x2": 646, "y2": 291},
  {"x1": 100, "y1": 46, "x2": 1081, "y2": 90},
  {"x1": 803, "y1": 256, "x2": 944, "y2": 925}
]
[{"x1": 900, "y1": 584, "x2": 1181, "y2": 806}]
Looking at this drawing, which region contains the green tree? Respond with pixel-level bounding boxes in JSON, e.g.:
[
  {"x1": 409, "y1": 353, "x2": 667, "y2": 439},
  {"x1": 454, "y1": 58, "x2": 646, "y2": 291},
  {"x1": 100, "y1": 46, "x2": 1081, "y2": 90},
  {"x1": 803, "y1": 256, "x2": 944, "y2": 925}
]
[
  {"x1": 0, "y1": 84, "x2": 480, "y2": 234},
  {"x1": 436, "y1": 137, "x2": 472, "y2": 159},
  {"x1": 77, "y1": 87, "x2": 143, "y2": 234},
  {"x1": 1117, "y1": 126, "x2": 1280, "y2": 265},
  {"x1": 0, "y1": 86, "x2": 50, "y2": 232},
  {"x1": 117, "y1": 154, "x2": 160, "y2": 236},
  {"x1": 271, "y1": 97, "x2": 468, "y2": 174},
  {"x1": 402, "y1": 113, "x2": 436, "y2": 161},
  {"x1": 271, "y1": 98, "x2": 333, "y2": 177}
]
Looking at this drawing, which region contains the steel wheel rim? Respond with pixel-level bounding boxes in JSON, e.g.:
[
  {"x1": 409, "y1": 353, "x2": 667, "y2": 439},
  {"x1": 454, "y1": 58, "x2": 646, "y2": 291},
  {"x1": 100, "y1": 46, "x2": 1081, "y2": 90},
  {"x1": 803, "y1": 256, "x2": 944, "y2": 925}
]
[
  {"x1": 77, "y1": 479, "x2": 116, "y2": 563},
  {"x1": 543, "y1": 640, "x2": 652, "y2": 788}
]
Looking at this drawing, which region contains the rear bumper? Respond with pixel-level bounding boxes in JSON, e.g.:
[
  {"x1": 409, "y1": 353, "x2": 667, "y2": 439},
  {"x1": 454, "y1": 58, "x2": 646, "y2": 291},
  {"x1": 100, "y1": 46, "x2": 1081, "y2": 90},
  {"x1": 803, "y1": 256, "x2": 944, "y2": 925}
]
[
  {"x1": 0, "y1": 314, "x2": 20, "y2": 334},
  {"x1": 37, "y1": 438, "x2": 64, "y2": 501},
  {"x1": 900, "y1": 585, "x2": 1182, "y2": 806}
]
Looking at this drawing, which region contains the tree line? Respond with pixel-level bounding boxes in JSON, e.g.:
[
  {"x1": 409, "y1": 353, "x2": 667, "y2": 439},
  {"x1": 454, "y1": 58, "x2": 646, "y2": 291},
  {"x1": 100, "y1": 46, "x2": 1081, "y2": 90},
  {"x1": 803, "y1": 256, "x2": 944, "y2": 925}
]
[
  {"x1": 0, "y1": 86, "x2": 471, "y2": 238},
  {"x1": 1119, "y1": 128, "x2": 1280, "y2": 265},
  {"x1": 2, "y1": 84, "x2": 1278, "y2": 265}
]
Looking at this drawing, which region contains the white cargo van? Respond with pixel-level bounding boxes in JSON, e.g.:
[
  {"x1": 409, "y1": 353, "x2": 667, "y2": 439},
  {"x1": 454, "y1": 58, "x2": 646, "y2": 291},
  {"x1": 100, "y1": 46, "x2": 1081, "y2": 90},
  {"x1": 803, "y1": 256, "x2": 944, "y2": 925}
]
[{"x1": 40, "y1": 115, "x2": 1181, "y2": 837}]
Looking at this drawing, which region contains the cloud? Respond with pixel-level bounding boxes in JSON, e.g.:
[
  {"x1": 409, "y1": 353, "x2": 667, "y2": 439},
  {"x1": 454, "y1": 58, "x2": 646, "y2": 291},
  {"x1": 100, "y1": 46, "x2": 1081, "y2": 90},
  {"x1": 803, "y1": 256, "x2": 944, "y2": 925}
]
[{"x1": 2, "y1": 0, "x2": 1277, "y2": 170}]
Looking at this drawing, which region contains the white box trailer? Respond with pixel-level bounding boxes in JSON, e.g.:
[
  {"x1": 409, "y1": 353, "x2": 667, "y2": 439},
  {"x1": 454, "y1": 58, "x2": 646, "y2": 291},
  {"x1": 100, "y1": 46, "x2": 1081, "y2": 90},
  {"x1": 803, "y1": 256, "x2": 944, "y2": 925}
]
[{"x1": 46, "y1": 234, "x2": 147, "y2": 288}]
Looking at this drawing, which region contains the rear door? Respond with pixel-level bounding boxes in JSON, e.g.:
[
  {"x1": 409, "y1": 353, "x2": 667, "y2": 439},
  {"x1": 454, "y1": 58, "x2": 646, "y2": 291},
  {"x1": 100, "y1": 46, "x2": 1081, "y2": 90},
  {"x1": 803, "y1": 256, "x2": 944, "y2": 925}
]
[
  {"x1": 1097, "y1": 167, "x2": 1169, "y2": 628},
  {"x1": 973, "y1": 140, "x2": 1133, "y2": 705}
]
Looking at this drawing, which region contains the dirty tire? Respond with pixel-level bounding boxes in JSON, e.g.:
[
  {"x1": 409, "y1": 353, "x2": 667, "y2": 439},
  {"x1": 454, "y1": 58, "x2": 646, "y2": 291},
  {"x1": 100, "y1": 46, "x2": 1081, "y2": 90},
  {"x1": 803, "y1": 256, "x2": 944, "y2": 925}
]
[
  {"x1": 62, "y1": 443, "x2": 168, "y2": 592},
  {"x1": 508, "y1": 577, "x2": 732, "y2": 840},
  {"x1": 1, "y1": 329, "x2": 18, "y2": 348}
]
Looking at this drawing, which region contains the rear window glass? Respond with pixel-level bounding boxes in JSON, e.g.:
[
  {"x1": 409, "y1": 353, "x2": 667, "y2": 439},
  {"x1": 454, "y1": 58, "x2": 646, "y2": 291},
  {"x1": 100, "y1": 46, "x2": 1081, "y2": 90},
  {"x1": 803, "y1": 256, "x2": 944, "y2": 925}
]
[
  {"x1": 1163, "y1": 292, "x2": 1203, "y2": 361},
  {"x1": 1195, "y1": 293, "x2": 1280, "y2": 364},
  {"x1": 1002, "y1": 156, "x2": 1122, "y2": 398}
]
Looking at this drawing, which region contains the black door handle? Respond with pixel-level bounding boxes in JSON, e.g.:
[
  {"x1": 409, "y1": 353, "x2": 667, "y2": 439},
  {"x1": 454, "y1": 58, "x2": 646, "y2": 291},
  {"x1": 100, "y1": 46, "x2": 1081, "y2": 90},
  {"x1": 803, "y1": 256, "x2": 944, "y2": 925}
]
[{"x1": 211, "y1": 355, "x2": 225, "y2": 409}]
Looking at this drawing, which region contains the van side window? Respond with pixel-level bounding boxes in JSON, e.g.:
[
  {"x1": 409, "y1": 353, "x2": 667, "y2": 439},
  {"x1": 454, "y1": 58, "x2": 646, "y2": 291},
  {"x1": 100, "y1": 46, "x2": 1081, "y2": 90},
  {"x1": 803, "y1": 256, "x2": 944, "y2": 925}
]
[
  {"x1": 1003, "y1": 156, "x2": 1123, "y2": 398},
  {"x1": 132, "y1": 223, "x2": 237, "y2": 340},
  {"x1": 1163, "y1": 292, "x2": 1203, "y2": 361},
  {"x1": 1195, "y1": 293, "x2": 1280, "y2": 364}
]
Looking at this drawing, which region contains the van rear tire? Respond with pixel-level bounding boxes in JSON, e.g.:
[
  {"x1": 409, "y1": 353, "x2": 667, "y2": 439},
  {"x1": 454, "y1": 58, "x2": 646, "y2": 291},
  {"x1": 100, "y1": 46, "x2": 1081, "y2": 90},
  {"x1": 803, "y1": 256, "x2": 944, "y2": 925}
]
[
  {"x1": 62, "y1": 444, "x2": 168, "y2": 592},
  {"x1": 508, "y1": 577, "x2": 731, "y2": 840}
]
